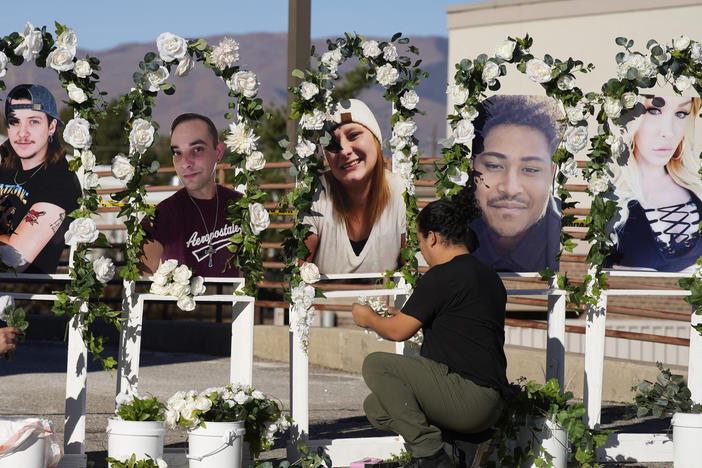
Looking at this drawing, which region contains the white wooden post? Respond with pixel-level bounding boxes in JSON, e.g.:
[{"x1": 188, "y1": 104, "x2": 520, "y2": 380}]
[
  {"x1": 584, "y1": 289, "x2": 607, "y2": 428},
  {"x1": 288, "y1": 308, "x2": 310, "y2": 459},
  {"x1": 116, "y1": 280, "x2": 143, "y2": 398},
  {"x1": 230, "y1": 298, "x2": 254, "y2": 386},
  {"x1": 394, "y1": 293, "x2": 408, "y2": 355},
  {"x1": 61, "y1": 308, "x2": 88, "y2": 468},
  {"x1": 689, "y1": 307, "x2": 702, "y2": 405},
  {"x1": 546, "y1": 277, "x2": 566, "y2": 389}
]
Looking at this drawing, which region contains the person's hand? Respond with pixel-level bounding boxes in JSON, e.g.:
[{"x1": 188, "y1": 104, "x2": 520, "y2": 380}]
[
  {"x1": 352, "y1": 303, "x2": 375, "y2": 329},
  {"x1": 0, "y1": 327, "x2": 19, "y2": 354}
]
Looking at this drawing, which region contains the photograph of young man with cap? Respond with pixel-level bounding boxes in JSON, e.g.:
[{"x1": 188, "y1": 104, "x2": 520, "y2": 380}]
[
  {"x1": 470, "y1": 95, "x2": 563, "y2": 272},
  {"x1": 302, "y1": 98, "x2": 406, "y2": 274},
  {"x1": 0, "y1": 84, "x2": 81, "y2": 273},
  {"x1": 139, "y1": 113, "x2": 243, "y2": 277}
]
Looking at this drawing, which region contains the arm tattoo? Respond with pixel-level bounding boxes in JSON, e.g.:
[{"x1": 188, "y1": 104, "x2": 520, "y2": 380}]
[{"x1": 50, "y1": 212, "x2": 65, "y2": 233}]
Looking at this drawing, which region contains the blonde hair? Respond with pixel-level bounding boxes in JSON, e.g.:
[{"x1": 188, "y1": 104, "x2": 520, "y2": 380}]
[{"x1": 610, "y1": 96, "x2": 702, "y2": 236}]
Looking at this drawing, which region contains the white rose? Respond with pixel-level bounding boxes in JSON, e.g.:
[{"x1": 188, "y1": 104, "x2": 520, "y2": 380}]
[
  {"x1": 190, "y1": 276, "x2": 206, "y2": 296},
  {"x1": 675, "y1": 75, "x2": 693, "y2": 92},
  {"x1": 150, "y1": 283, "x2": 169, "y2": 295},
  {"x1": 621, "y1": 92, "x2": 637, "y2": 109},
  {"x1": 245, "y1": 151, "x2": 266, "y2": 171},
  {"x1": 564, "y1": 125, "x2": 588, "y2": 154},
  {"x1": 157, "y1": 259, "x2": 179, "y2": 275},
  {"x1": 362, "y1": 40, "x2": 381, "y2": 58},
  {"x1": 172, "y1": 264, "x2": 192, "y2": 284},
  {"x1": 211, "y1": 37, "x2": 239, "y2": 70},
  {"x1": 588, "y1": 176, "x2": 609, "y2": 195},
  {"x1": 691, "y1": 42, "x2": 702, "y2": 64},
  {"x1": 64, "y1": 218, "x2": 99, "y2": 246},
  {"x1": 446, "y1": 84, "x2": 469, "y2": 106},
  {"x1": 66, "y1": 83, "x2": 87, "y2": 104},
  {"x1": 252, "y1": 390, "x2": 265, "y2": 400},
  {"x1": 447, "y1": 167, "x2": 469, "y2": 186},
  {"x1": 0, "y1": 245, "x2": 26, "y2": 269},
  {"x1": 460, "y1": 106, "x2": 479, "y2": 121},
  {"x1": 560, "y1": 158, "x2": 579, "y2": 179},
  {"x1": 410, "y1": 145, "x2": 418, "y2": 155},
  {"x1": 399, "y1": 90, "x2": 419, "y2": 110},
  {"x1": 557, "y1": 74, "x2": 575, "y2": 91},
  {"x1": 321, "y1": 49, "x2": 342, "y2": 74},
  {"x1": 299, "y1": 109, "x2": 325, "y2": 131},
  {"x1": 296, "y1": 137, "x2": 317, "y2": 158},
  {"x1": 526, "y1": 59, "x2": 553, "y2": 83},
  {"x1": 46, "y1": 47, "x2": 75, "y2": 72},
  {"x1": 300, "y1": 81, "x2": 319, "y2": 100},
  {"x1": 56, "y1": 29, "x2": 78, "y2": 54},
  {"x1": 129, "y1": 118, "x2": 155, "y2": 154},
  {"x1": 225, "y1": 121, "x2": 259, "y2": 155},
  {"x1": 481, "y1": 60, "x2": 500, "y2": 86},
  {"x1": 194, "y1": 396, "x2": 212, "y2": 412},
  {"x1": 177, "y1": 295, "x2": 196, "y2": 312},
  {"x1": 63, "y1": 118, "x2": 92, "y2": 150},
  {"x1": 300, "y1": 262, "x2": 320, "y2": 284},
  {"x1": 494, "y1": 40, "x2": 516, "y2": 61},
  {"x1": 0, "y1": 52, "x2": 8, "y2": 78},
  {"x1": 606, "y1": 135, "x2": 625, "y2": 156},
  {"x1": 393, "y1": 120, "x2": 417, "y2": 138},
  {"x1": 673, "y1": 35, "x2": 691, "y2": 51},
  {"x1": 603, "y1": 97, "x2": 623, "y2": 119},
  {"x1": 111, "y1": 154, "x2": 135, "y2": 182},
  {"x1": 382, "y1": 44, "x2": 398, "y2": 62},
  {"x1": 156, "y1": 458, "x2": 168, "y2": 468},
  {"x1": 249, "y1": 203, "x2": 270, "y2": 235},
  {"x1": 452, "y1": 119, "x2": 475, "y2": 145},
  {"x1": 376, "y1": 63, "x2": 399, "y2": 87},
  {"x1": 92, "y1": 256, "x2": 115, "y2": 283},
  {"x1": 82, "y1": 171, "x2": 99, "y2": 188},
  {"x1": 80, "y1": 150, "x2": 96, "y2": 171},
  {"x1": 229, "y1": 70, "x2": 259, "y2": 98},
  {"x1": 157, "y1": 32, "x2": 188, "y2": 62},
  {"x1": 74, "y1": 59, "x2": 92, "y2": 78},
  {"x1": 565, "y1": 101, "x2": 586, "y2": 124},
  {"x1": 174, "y1": 54, "x2": 194, "y2": 77},
  {"x1": 15, "y1": 22, "x2": 43, "y2": 62},
  {"x1": 291, "y1": 282, "x2": 315, "y2": 309},
  {"x1": 617, "y1": 53, "x2": 656, "y2": 80},
  {"x1": 144, "y1": 66, "x2": 169, "y2": 93},
  {"x1": 0, "y1": 295, "x2": 14, "y2": 321},
  {"x1": 389, "y1": 135, "x2": 408, "y2": 151}
]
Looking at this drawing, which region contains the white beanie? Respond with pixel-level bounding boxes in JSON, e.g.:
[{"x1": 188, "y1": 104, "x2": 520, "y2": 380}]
[{"x1": 329, "y1": 99, "x2": 382, "y2": 143}]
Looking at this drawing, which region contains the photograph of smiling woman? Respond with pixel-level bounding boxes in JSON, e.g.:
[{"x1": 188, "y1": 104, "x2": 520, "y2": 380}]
[{"x1": 607, "y1": 95, "x2": 702, "y2": 272}]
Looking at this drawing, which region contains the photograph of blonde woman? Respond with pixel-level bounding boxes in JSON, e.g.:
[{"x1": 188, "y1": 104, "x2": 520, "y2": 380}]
[
  {"x1": 608, "y1": 95, "x2": 702, "y2": 272},
  {"x1": 302, "y1": 99, "x2": 406, "y2": 274}
]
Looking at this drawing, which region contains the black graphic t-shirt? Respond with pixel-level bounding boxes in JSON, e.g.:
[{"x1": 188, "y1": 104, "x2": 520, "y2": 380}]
[
  {"x1": 0, "y1": 158, "x2": 81, "y2": 273},
  {"x1": 142, "y1": 185, "x2": 243, "y2": 277}
]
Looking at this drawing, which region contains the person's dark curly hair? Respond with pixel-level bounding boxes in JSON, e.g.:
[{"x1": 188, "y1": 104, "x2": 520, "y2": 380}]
[
  {"x1": 417, "y1": 182, "x2": 482, "y2": 251},
  {"x1": 472, "y1": 95, "x2": 564, "y2": 156}
]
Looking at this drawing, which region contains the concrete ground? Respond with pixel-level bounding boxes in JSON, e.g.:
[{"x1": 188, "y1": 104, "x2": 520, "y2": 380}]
[{"x1": 0, "y1": 340, "x2": 673, "y2": 467}]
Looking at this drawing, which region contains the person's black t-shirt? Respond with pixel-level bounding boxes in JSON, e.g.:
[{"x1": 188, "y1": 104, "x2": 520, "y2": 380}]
[
  {"x1": 0, "y1": 158, "x2": 81, "y2": 273},
  {"x1": 403, "y1": 253, "x2": 510, "y2": 395}
]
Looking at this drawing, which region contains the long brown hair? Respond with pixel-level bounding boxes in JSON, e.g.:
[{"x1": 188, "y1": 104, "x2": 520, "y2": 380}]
[
  {"x1": 324, "y1": 137, "x2": 390, "y2": 231},
  {"x1": 0, "y1": 121, "x2": 66, "y2": 170}
]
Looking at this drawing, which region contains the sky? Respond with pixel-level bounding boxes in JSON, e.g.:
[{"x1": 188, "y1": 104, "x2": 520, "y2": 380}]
[{"x1": 0, "y1": 0, "x2": 478, "y2": 51}]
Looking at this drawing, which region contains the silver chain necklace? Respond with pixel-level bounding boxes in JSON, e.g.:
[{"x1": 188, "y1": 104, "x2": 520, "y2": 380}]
[
  {"x1": 14, "y1": 162, "x2": 46, "y2": 186},
  {"x1": 186, "y1": 188, "x2": 219, "y2": 268}
]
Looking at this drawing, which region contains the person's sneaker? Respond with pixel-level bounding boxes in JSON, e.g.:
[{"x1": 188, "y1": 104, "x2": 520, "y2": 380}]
[{"x1": 405, "y1": 449, "x2": 455, "y2": 468}]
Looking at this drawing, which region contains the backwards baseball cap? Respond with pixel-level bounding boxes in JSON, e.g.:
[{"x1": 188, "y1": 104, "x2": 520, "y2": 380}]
[
  {"x1": 329, "y1": 99, "x2": 382, "y2": 143},
  {"x1": 5, "y1": 84, "x2": 64, "y2": 126}
]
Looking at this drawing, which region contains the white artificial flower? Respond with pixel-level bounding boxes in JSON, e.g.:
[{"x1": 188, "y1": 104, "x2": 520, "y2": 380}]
[
  {"x1": 233, "y1": 391, "x2": 249, "y2": 405},
  {"x1": 588, "y1": 176, "x2": 609, "y2": 195},
  {"x1": 452, "y1": 119, "x2": 475, "y2": 145},
  {"x1": 446, "y1": 84, "x2": 469, "y2": 106},
  {"x1": 0, "y1": 52, "x2": 7, "y2": 78},
  {"x1": 64, "y1": 218, "x2": 99, "y2": 246},
  {"x1": 177, "y1": 295, "x2": 196, "y2": 312},
  {"x1": 603, "y1": 96, "x2": 623, "y2": 119},
  {"x1": 175, "y1": 54, "x2": 195, "y2": 76},
  {"x1": 395, "y1": 160, "x2": 413, "y2": 180},
  {"x1": 225, "y1": 121, "x2": 259, "y2": 155},
  {"x1": 56, "y1": 28, "x2": 77, "y2": 54},
  {"x1": 251, "y1": 390, "x2": 265, "y2": 400},
  {"x1": 617, "y1": 53, "x2": 656, "y2": 80},
  {"x1": 144, "y1": 66, "x2": 169, "y2": 93},
  {"x1": 481, "y1": 60, "x2": 500, "y2": 86},
  {"x1": 194, "y1": 396, "x2": 212, "y2": 412},
  {"x1": 63, "y1": 118, "x2": 92, "y2": 149},
  {"x1": 249, "y1": 203, "x2": 270, "y2": 235},
  {"x1": 115, "y1": 392, "x2": 134, "y2": 409},
  {"x1": 156, "y1": 458, "x2": 168, "y2": 468},
  {"x1": 67, "y1": 83, "x2": 87, "y2": 104},
  {"x1": 564, "y1": 125, "x2": 588, "y2": 154},
  {"x1": 150, "y1": 160, "x2": 161, "y2": 173},
  {"x1": 393, "y1": 120, "x2": 417, "y2": 138},
  {"x1": 447, "y1": 167, "x2": 469, "y2": 186},
  {"x1": 156, "y1": 259, "x2": 178, "y2": 276},
  {"x1": 82, "y1": 171, "x2": 99, "y2": 188},
  {"x1": 92, "y1": 256, "x2": 115, "y2": 283},
  {"x1": 389, "y1": 135, "x2": 408, "y2": 151},
  {"x1": 410, "y1": 145, "x2": 418, "y2": 155},
  {"x1": 675, "y1": 75, "x2": 693, "y2": 92},
  {"x1": 673, "y1": 35, "x2": 691, "y2": 51},
  {"x1": 80, "y1": 150, "x2": 96, "y2": 171},
  {"x1": 526, "y1": 58, "x2": 553, "y2": 83},
  {"x1": 606, "y1": 134, "x2": 625, "y2": 156},
  {"x1": 321, "y1": 49, "x2": 343, "y2": 74},
  {"x1": 621, "y1": 92, "x2": 637, "y2": 109},
  {"x1": 0, "y1": 245, "x2": 26, "y2": 269},
  {"x1": 361, "y1": 40, "x2": 381, "y2": 58},
  {"x1": 157, "y1": 32, "x2": 188, "y2": 62},
  {"x1": 299, "y1": 262, "x2": 320, "y2": 284},
  {"x1": 228, "y1": 70, "x2": 259, "y2": 98},
  {"x1": 129, "y1": 118, "x2": 155, "y2": 154},
  {"x1": 291, "y1": 282, "x2": 315, "y2": 310},
  {"x1": 298, "y1": 109, "x2": 325, "y2": 131},
  {"x1": 565, "y1": 101, "x2": 586, "y2": 124},
  {"x1": 383, "y1": 44, "x2": 398, "y2": 62},
  {"x1": 111, "y1": 154, "x2": 134, "y2": 182},
  {"x1": 190, "y1": 276, "x2": 206, "y2": 296},
  {"x1": 376, "y1": 63, "x2": 399, "y2": 87},
  {"x1": 691, "y1": 42, "x2": 702, "y2": 64},
  {"x1": 14, "y1": 22, "x2": 43, "y2": 62},
  {"x1": 494, "y1": 40, "x2": 516, "y2": 61},
  {"x1": 400, "y1": 90, "x2": 419, "y2": 110},
  {"x1": 0, "y1": 295, "x2": 14, "y2": 321},
  {"x1": 150, "y1": 283, "x2": 169, "y2": 295},
  {"x1": 211, "y1": 37, "x2": 239, "y2": 70},
  {"x1": 560, "y1": 158, "x2": 579, "y2": 179},
  {"x1": 460, "y1": 106, "x2": 479, "y2": 121},
  {"x1": 557, "y1": 74, "x2": 575, "y2": 91},
  {"x1": 299, "y1": 81, "x2": 319, "y2": 100},
  {"x1": 245, "y1": 151, "x2": 266, "y2": 171},
  {"x1": 172, "y1": 264, "x2": 192, "y2": 285},
  {"x1": 295, "y1": 137, "x2": 317, "y2": 158},
  {"x1": 47, "y1": 47, "x2": 75, "y2": 72},
  {"x1": 74, "y1": 59, "x2": 92, "y2": 78}
]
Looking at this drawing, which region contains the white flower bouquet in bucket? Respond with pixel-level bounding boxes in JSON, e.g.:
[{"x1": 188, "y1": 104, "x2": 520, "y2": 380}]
[{"x1": 106, "y1": 392, "x2": 167, "y2": 463}]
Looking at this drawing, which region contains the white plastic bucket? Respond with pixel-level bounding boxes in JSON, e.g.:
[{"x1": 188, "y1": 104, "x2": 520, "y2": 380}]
[
  {"x1": 0, "y1": 417, "x2": 59, "y2": 468},
  {"x1": 187, "y1": 420, "x2": 245, "y2": 468},
  {"x1": 0, "y1": 435, "x2": 45, "y2": 468},
  {"x1": 518, "y1": 417, "x2": 568, "y2": 468},
  {"x1": 106, "y1": 419, "x2": 165, "y2": 461},
  {"x1": 672, "y1": 412, "x2": 702, "y2": 468}
]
